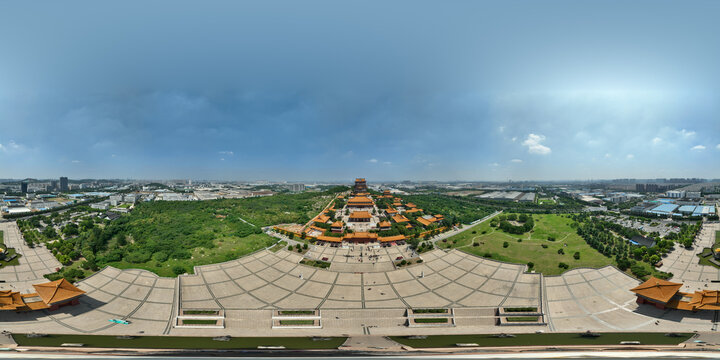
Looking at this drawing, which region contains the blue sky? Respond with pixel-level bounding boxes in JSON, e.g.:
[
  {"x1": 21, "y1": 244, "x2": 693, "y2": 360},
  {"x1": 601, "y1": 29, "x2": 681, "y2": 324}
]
[{"x1": 1, "y1": 0, "x2": 719, "y2": 181}]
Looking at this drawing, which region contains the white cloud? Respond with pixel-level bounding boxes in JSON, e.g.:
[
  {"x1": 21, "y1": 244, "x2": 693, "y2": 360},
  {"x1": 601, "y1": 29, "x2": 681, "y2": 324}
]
[
  {"x1": 510, "y1": 159, "x2": 522, "y2": 163},
  {"x1": 604, "y1": 153, "x2": 611, "y2": 158},
  {"x1": 626, "y1": 154, "x2": 634, "y2": 159},
  {"x1": 691, "y1": 145, "x2": 706, "y2": 151},
  {"x1": 652, "y1": 137, "x2": 662, "y2": 145},
  {"x1": 71, "y1": 160, "x2": 81, "y2": 163},
  {"x1": 511, "y1": 137, "x2": 517, "y2": 142},
  {"x1": 382, "y1": 161, "x2": 392, "y2": 165},
  {"x1": 220, "y1": 158, "x2": 225, "y2": 161},
  {"x1": 678, "y1": 129, "x2": 696, "y2": 138},
  {"x1": 367, "y1": 158, "x2": 378, "y2": 163},
  {"x1": 498, "y1": 126, "x2": 505, "y2": 133},
  {"x1": 717, "y1": 144, "x2": 720, "y2": 150},
  {"x1": 0, "y1": 140, "x2": 23, "y2": 153},
  {"x1": 522, "y1": 134, "x2": 551, "y2": 155},
  {"x1": 219, "y1": 151, "x2": 234, "y2": 156},
  {"x1": 490, "y1": 162, "x2": 499, "y2": 167}
]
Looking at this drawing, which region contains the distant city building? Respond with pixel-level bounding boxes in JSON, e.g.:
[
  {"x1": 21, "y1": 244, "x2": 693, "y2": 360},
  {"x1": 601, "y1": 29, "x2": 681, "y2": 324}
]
[
  {"x1": 20, "y1": 182, "x2": 28, "y2": 193},
  {"x1": 636, "y1": 183, "x2": 673, "y2": 193},
  {"x1": 50, "y1": 180, "x2": 58, "y2": 191},
  {"x1": 109, "y1": 194, "x2": 123, "y2": 206},
  {"x1": 665, "y1": 190, "x2": 685, "y2": 198},
  {"x1": 285, "y1": 183, "x2": 305, "y2": 192},
  {"x1": 686, "y1": 191, "x2": 702, "y2": 199},
  {"x1": 60, "y1": 177, "x2": 69, "y2": 191}
]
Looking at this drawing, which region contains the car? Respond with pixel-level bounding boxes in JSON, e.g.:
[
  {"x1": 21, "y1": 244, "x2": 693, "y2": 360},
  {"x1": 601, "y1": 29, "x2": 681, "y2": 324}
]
[{"x1": 109, "y1": 319, "x2": 130, "y2": 325}]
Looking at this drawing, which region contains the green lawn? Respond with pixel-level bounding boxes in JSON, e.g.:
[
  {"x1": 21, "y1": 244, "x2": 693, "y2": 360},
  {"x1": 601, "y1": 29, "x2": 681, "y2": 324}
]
[
  {"x1": 390, "y1": 332, "x2": 692, "y2": 348},
  {"x1": 0, "y1": 247, "x2": 22, "y2": 267},
  {"x1": 538, "y1": 198, "x2": 556, "y2": 205},
  {"x1": 505, "y1": 316, "x2": 539, "y2": 322},
  {"x1": 268, "y1": 240, "x2": 288, "y2": 253},
  {"x1": 278, "y1": 310, "x2": 315, "y2": 315},
  {"x1": 279, "y1": 320, "x2": 315, "y2": 325},
  {"x1": 443, "y1": 214, "x2": 614, "y2": 275},
  {"x1": 13, "y1": 334, "x2": 346, "y2": 349},
  {"x1": 181, "y1": 319, "x2": 218, "y2": 325},
  {"x1": 414, "y1": 318, "x2": 449, "y2": 323}
]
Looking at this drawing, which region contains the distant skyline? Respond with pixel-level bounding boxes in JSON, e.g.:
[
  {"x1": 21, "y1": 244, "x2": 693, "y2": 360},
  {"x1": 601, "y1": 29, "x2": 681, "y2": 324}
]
[{"x1": 1, "y1": 1, "x2": 719, "y2": 181}]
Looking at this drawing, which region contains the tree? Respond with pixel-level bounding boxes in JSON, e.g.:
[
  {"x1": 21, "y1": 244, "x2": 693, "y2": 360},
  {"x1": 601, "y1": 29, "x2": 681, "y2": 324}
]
[
  {"x1": 649, "y1": 254, "x2": 660, "y2": 265},
  {"x1": 503, "y1": 241, "x2": 509, "y2": 248},
  {"x1": 573, "y1": 252, "x2": 580, "y2": 260},
  {"x1": 172, "y1": 265, "x2": 186, "y2": 275},
  {"x1": 527, "y1": 262, "x2": 534, "y2": 269}
]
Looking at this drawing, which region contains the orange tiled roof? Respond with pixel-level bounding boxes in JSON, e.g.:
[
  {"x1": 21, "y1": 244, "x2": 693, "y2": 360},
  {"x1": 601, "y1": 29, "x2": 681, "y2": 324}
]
[
  {"x1": 331, "y1": 221, "x2": 344, "y2": 228},
  {"x1": 392, "y1": 214, "x2": 410, "y2": 223},
  {"x1": 405, "y1": 208, "x2": 422, "y2": 213},
  {"x1": 316, "y1": 235, "x2": 342, "y2": 243},
  {"x1": 688, "y1": 290, "x2": 720, "y2": 310},
  {"x1": 344, "y1": 232, "x2": 379, "y2": 240},
  {"x1": 349, "y1": 211, "x2": 372, "y2": 219},
  {"x1": 379, "y1": 235, "x2": 406, "y2": 242},
  {"x1": 378, "y1": 221, "x2": 391, "y2": 228},
  {"x1": 348, "y1": 196, "x2": 373, "y2": 204},
  {"x1": 385, "y1": 208, "x2": 397, "y2": 214},
  {"x1": 392, "y1": 202, "x2": 403, "y2": 207},
  {"x1": 32, "y1": 279, "x2": 85, "y2": 305},
  {"x1": 0, "y1": 290, "x2": 26, "y2": 311},
  {"x1": 406, "y1": 203, "x2": 417, "y2": 208},
  {"x1": 434, "y1": 214, "x2": 444, "y2": 219},
  {"x1": 416, "y1": 217, "x2": 434, "y2": 226},
  {"x1": 630, "y1": 277, "x2": 683, "y2": 304},
  {"x1": 315, "y1": 214, "x2": 330, "y2": 223}
]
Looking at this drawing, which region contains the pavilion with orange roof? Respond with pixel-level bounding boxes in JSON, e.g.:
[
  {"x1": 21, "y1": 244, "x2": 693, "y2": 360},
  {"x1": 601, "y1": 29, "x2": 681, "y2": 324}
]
[
  {"x1": 0, "y1": 278, "x2": 85, "y2": 312},
  {"x1": 631, "y1": 276, "x2": 720, "y2": 312}
]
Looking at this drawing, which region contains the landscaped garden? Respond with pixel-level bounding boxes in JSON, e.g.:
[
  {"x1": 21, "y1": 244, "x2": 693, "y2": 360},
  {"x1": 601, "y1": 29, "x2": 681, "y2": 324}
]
[
  {"x1": 443, "y1": 214, "x2": 613, "y2": 275},
  {"x1": 390, "y1": 332, "x2": 692, "y2": 348},
  {"x1": 12, "y1": 334, "x2": 347, "y2": 349}
]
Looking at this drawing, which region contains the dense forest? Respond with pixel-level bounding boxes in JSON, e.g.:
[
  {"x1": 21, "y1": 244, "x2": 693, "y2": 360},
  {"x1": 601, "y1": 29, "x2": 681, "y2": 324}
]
[{"x1": 21, "y1": 187, "x2": 346, "y2": 280}]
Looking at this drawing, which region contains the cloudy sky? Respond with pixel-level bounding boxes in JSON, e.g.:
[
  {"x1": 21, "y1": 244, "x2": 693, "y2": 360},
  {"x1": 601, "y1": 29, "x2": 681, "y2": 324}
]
[{"x1": 1, "y1": 0, "x2": 719, "y2": 181}]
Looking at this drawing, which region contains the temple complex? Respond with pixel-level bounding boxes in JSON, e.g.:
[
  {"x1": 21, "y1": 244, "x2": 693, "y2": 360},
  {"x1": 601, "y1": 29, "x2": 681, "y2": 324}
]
[{"x1": 282, "y1": 178, "x2": 452, "y2": 246}]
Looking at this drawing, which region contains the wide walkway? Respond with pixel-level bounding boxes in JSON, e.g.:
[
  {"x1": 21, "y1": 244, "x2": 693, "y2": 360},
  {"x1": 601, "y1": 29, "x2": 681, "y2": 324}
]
[{"x1": 0, "y1": 222, "x2": 62, "y2": 293}]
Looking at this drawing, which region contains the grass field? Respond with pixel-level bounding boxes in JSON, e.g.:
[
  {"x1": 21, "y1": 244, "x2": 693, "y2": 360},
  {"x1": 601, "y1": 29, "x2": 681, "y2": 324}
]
[
  {"x1": 505, "y1": 316, "x2": 539, "y2": 322},
  {"x1": 390, "y1": 332, "x2": 692, "y2": 348},
  {"x1": 279, "y1": 320, "x2": 315, "y2": 325},
  {"x1": 13, "y1": 334, "x2": 347, "y2": 349},
  {"x1": 538, "y1": 198, "x2": 556, "y2": 205},
  {"x1": 443, "y1": 214, "x2": 613, "y2": 275},
  {"x1": 181, "y1": 319, "x2": 218, "y2": 325},
  {"x1": 414, "y1": 318, "x2": 449, "y2": 323}
]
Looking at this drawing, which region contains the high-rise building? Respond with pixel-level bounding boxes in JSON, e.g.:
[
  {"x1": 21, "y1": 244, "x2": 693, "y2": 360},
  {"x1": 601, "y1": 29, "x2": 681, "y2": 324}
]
[
  {"x1": 60, "y1": 177, "x2": 69, "y2": 191},
  {"x1": 20, "y1": 182, "x2": 28, "y2": 193},
  {"x1": 51, "y1": 180, "x2": 58, "y2": 191}
]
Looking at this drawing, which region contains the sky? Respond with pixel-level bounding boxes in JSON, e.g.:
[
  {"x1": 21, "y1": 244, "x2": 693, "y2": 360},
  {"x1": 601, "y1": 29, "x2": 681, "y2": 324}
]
[{"x1": 1, "y1": 0, "x2": 719, "y2": 182}]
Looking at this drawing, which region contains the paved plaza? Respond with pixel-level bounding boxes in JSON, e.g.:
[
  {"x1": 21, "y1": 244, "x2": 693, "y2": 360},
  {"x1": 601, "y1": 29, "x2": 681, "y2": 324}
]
[
  {"x1": 659, "y1": 222, "x2": 720, "y2": 292},
  {"x1": 3, "y1": 221, "x2": 720, "y2": 336},
  {"x1": 178, "y1": 249, "x2": 542, "y2": 311},
  {"x1": 0, "y1": 222, "x2": 62, "y2": 293}
]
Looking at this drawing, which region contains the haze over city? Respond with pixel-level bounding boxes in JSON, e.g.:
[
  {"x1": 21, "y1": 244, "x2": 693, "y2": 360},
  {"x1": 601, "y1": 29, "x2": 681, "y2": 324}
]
[{"x1": 1, "y1": 0, "x2": 719, "y2": 181}]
